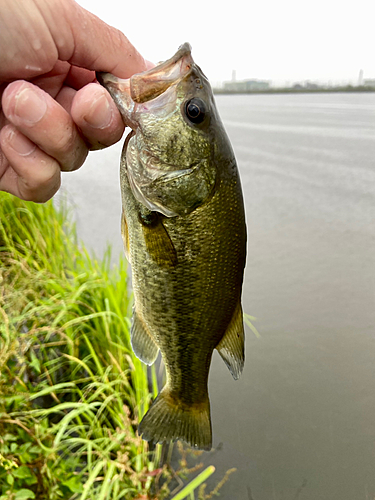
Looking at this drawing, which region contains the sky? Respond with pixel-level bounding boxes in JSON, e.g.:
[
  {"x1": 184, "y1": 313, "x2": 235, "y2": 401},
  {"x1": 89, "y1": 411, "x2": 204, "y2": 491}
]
[{"x1": 77, "y1": 0, "x2": 374, "y2": 87}]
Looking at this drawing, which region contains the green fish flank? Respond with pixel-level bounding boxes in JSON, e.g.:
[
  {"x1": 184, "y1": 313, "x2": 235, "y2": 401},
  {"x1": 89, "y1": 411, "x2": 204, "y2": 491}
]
[{"x1": 97, "y1": 43, "x2": 247, "y2": 450}]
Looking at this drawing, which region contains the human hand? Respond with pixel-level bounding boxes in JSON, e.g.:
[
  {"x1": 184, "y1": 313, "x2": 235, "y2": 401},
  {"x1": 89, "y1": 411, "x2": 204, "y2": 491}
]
[{"x1": 0, "y1": 0, "x2": 150, "y2": 202}]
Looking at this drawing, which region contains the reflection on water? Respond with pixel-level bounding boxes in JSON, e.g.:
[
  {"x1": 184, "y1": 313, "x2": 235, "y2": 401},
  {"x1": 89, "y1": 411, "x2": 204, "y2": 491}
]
[{"x1": 60, "y1": 92, "x2": 375, "y2": 500}]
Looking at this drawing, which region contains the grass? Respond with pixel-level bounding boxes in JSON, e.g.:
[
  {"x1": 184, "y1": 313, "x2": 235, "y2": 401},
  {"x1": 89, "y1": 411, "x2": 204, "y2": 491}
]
[{"x1": 0, "y1": 193, "x2": 235, "y2": 499}]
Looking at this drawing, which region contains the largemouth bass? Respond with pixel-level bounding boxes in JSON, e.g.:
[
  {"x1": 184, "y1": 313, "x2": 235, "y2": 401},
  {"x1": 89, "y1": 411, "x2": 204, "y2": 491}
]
[{"x1": 97, "y1": 43, "x2": 246, "y2": 451}]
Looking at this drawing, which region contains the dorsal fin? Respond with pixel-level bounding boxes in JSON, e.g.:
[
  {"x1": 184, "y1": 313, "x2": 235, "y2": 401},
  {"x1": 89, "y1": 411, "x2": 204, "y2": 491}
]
[{"x1": 216, "y1": 300, "x2": 245, "y2": 380}]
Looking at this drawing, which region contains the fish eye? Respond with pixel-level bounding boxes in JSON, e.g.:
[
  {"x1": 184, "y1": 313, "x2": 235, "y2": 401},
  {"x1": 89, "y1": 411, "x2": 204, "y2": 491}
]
[{"x1": 184, "y1": 98, "x2": 206, "y2": 124}]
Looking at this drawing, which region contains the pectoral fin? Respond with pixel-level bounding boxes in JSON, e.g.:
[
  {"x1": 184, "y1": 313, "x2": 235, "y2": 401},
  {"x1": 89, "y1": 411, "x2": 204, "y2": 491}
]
[
  {"x1": 216, "y1": 300, "x2": 245, "y2": 380},
  {"x1": 131, "y1": 309, "x2": 159, "y2": 365},
  {"x1": 139, "y1": 211, "x2": 177, "y2": 268}
]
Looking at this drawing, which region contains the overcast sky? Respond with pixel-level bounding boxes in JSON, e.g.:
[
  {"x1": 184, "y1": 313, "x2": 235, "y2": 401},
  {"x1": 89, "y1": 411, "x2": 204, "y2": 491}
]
[{"x1": 77, "y1": 0, "x2": 374, "y2": 86}]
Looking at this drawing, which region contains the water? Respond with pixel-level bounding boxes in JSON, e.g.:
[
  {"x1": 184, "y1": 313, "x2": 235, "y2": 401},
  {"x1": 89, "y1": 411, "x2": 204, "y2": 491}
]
[{"x1": 60, "y1": 92, "x2": 375, "y2": 499}]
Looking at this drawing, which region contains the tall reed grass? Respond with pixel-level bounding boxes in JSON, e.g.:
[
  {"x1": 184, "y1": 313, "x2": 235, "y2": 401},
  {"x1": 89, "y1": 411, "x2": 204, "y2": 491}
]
[{"x1": 0, "y1": 193, "x2": 233, "y2": 499}]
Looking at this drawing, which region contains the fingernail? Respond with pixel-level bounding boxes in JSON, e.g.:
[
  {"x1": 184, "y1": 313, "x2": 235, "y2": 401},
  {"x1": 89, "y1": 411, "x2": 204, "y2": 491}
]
[
  {"x1": 8, "y1": 129, "x2": 36, "y2": 156},
  {"x1": 14, "y1": 87, "x2": 47, "y2": 125},
  {"x1": 84, "y1": 93, "x2": 113, "y2": 129}
]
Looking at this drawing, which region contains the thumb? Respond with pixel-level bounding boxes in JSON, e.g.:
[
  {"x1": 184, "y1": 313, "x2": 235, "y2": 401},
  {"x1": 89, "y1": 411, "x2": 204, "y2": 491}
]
[
  {"x1": 0, "y1": 0, "x2": 148, "y2": 83},
  {"x1": 63, "y1": 2, "x2": 148, "y2": 78}
]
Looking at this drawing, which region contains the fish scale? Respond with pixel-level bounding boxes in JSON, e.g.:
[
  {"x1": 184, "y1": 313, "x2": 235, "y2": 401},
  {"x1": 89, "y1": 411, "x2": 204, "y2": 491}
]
[{"x1": 97, "y1": 43, "x2": 247, "y2": 450}]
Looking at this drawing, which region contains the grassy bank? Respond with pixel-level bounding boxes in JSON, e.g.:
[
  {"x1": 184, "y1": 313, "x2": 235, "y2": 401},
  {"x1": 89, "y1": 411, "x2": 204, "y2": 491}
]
[{"x1": 0, "y1": 193, "x2": 233, "y2": 500}]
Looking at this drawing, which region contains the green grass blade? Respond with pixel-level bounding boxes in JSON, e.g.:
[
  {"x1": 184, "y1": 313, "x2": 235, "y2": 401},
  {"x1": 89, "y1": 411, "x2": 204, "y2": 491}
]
[
  {"x1": 170, "y1": 466, "x2": 216, "y2": 500},
  {"x1": 28, "y1": 382, "x2": 76, "y2": 400},
  {"x1": 243, "y1": 313, "x2": 260, "y2": 338},
  {"x1": 79, "y1": 460, "x2": 106, "y2": 500},
  {"x1": 97, "y1": 460, "x2": 116, "y2": 500}
]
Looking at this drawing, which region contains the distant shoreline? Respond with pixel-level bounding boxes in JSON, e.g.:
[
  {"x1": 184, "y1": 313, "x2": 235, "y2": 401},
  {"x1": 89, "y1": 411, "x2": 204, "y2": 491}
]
[{"x1": 213, "y1": 86, "x2": 375, "y2": 95}]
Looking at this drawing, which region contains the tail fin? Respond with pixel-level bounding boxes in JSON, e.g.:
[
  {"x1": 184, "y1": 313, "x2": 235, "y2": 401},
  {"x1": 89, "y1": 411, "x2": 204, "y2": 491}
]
[{"x1": 138, "y1": 388, "x2": 212, "y2": 451}]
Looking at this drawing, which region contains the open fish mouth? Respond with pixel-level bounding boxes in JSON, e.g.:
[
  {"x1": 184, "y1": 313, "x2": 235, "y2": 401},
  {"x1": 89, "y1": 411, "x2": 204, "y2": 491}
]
[
  {"x1": 96, "y1": 43, "x2": 194, "y2": 129},
  {"x1": 96, "y1": 43, "x2": 214, "y2": 218}
]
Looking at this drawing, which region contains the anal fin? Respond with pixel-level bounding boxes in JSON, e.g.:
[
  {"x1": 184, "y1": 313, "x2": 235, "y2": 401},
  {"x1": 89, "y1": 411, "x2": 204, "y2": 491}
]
[
  {"x1": 131, "y1": 309, "x2": 159, "y2": 365},
  {"x1": 216, "y1": 300, "x2": 245, "y2": 380}
]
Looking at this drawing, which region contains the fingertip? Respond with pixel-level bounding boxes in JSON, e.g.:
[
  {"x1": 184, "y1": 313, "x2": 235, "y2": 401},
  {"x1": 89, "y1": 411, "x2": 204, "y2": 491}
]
[
  {"x1": 2, "y1": 82, "x2": 88, "y2": 172},
  {"x1": 0, "y1": 125, "x2": 61, "y2": 203},
  {"x1": 83, "y1": 85, "x2": 114, "y2": 129},
  {"x1": 2, "y1": 81, "x2": 48, "y2": 127},
  {"x1": 72, "y1": 83, "x2": 125, "y2": 149},
  {"x1": 0, "y1": 124, "x2": 36, "y2": 156},
  {"x1": 68, "y1": 4, "x2": 148, "y2": 78},
  {"x1": 21, "y1": 172, "x2": 61, "y2": 203}
]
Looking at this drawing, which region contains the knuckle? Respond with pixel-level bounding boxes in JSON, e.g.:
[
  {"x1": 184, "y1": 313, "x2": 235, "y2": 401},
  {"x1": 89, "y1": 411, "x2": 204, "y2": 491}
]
[
  {"x1": 54, "y1": 125, "x2": 76, "y2": 153},
  {"x1": 52, "y1": 126, "x2": 88, "y2": 171},
  {"x1": 21, "y1": 162, "x2": 61, "y2": 200},
  {"x1": 62, "y1": 141, "x2": 88, "y2": 171}
]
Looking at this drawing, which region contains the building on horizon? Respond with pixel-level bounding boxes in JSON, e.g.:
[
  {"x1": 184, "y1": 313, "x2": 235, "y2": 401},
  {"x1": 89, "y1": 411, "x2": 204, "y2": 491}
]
[
  {"x1": 358, "y1": 69, "x2": 364, "y2": 86},
  {"x1": 292, "y1": 81, "x2": 321, "y2": 90},
  {"x1": 363, "y1": 78, "x2": 375, "y2": 88},
  {"x1": 223, "y1": 79, "x2": 271, "y2": 92}
]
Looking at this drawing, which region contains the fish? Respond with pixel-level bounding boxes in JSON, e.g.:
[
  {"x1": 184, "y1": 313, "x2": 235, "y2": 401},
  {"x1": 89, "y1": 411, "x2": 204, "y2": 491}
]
[{"x1": 96, "y1": 43, "x2": 247, "y2": 451}]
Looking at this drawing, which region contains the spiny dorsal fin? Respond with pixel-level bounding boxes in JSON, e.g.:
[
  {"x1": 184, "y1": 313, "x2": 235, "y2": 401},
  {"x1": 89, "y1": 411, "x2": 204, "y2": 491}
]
[
  {"x1": 216, "y1": 300, "x2": 245, "y2": 380},
  {"x1": 139, "y1": 211, "x2": 177, "y2": 268},
  {"x1": 131, "y1": 309, "x2": 159, "y2": 365}
]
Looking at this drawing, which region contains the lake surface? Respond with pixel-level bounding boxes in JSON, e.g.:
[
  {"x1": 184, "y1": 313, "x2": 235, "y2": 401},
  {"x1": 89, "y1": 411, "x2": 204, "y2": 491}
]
[{"x1": 60, "y1": 92, "x2": 375, "y2": 499}]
